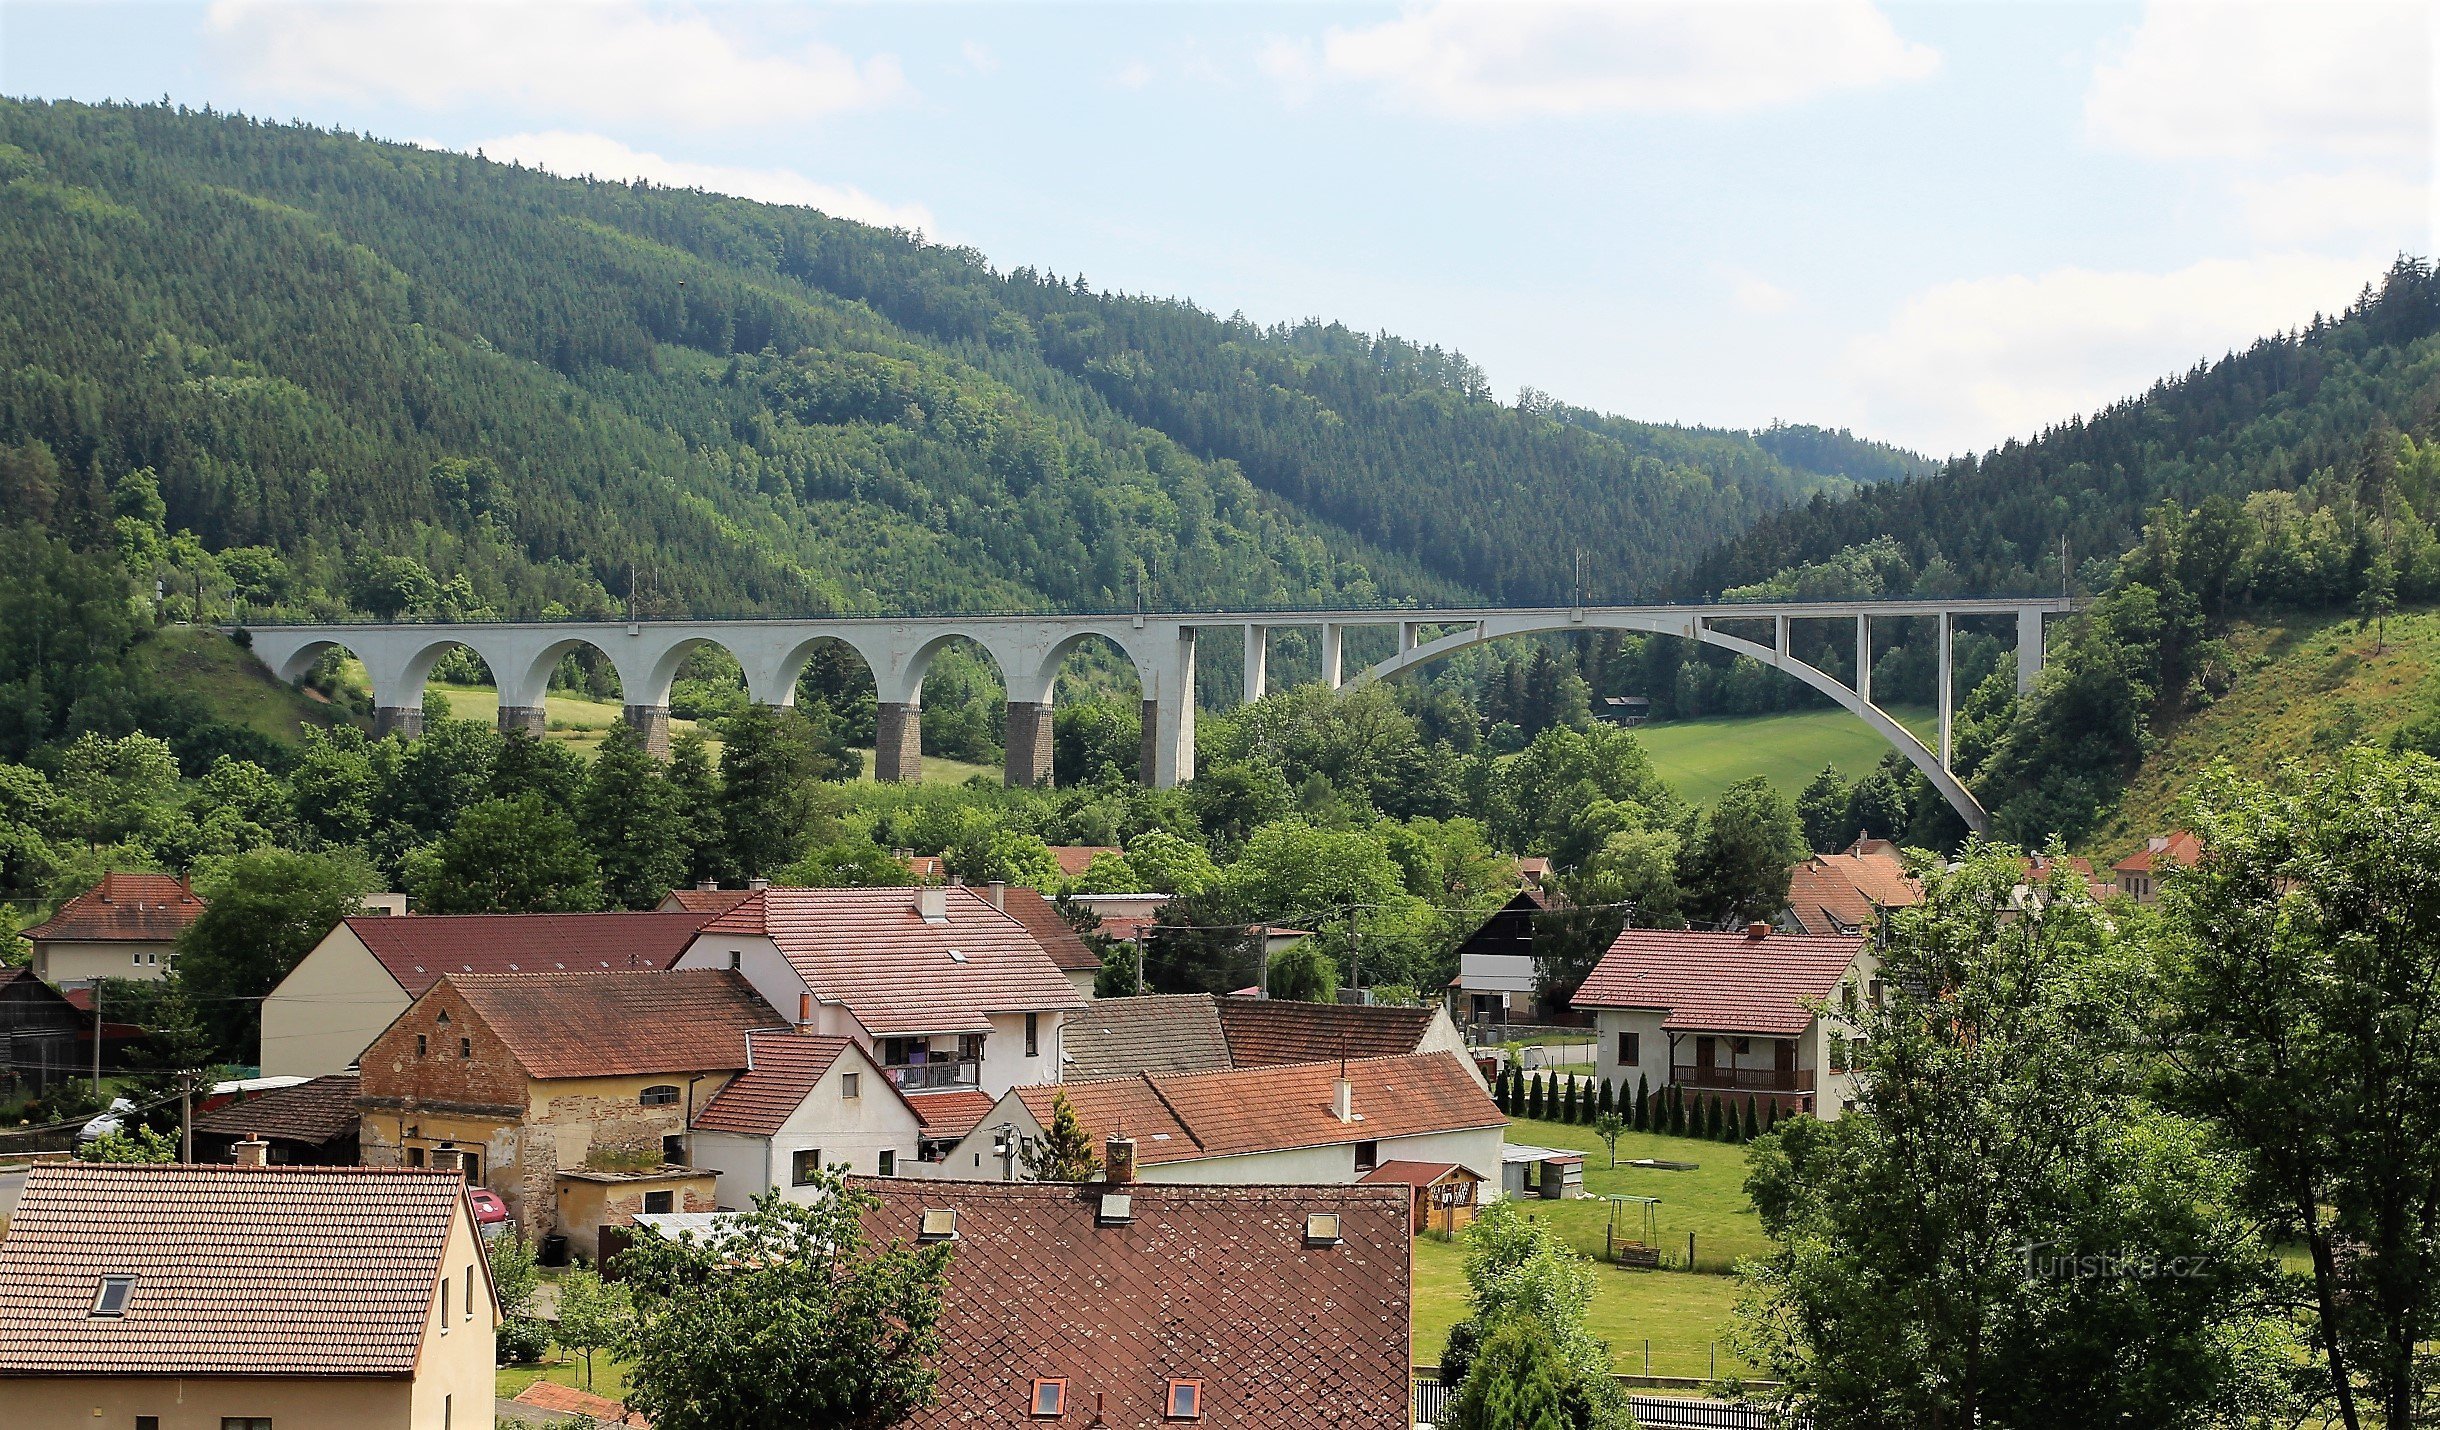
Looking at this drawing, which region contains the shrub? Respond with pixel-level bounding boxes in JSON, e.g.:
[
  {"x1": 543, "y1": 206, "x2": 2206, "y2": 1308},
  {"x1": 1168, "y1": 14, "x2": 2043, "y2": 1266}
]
[{"x1": 497, "y1": 1315, "x2": 549, "y2": 1365}]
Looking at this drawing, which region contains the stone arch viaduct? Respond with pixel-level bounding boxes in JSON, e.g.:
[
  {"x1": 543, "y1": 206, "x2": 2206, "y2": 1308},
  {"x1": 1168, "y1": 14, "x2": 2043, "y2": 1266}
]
[{"x1": 238, "y1": 596, "x2": 2078, "y2": 834}]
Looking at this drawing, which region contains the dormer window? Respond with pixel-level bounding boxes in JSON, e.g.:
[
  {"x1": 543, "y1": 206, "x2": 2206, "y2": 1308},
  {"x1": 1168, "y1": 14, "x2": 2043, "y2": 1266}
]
[
  {"x1": 1166, "y1": 1379, "x2": 1203, "y2": 1419},
  {"x1": 90, "y1": 1275, "x2": 135, "y2": 1318},
  {"x1": 1030, "y1": 1378, "x2": 1066, "y2": 1418}
]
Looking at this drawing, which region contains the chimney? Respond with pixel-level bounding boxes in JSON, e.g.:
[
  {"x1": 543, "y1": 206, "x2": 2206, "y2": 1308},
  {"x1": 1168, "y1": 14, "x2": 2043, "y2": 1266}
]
[
  {"x1": 798, "y1": 992, "x2": 813, "y2": 1026},
  {"x1": 1746, "y1": 921, "x2": 1770, "y2": 941},
  {"x1": 988, "y1": 879, "x2": 1007, "y2": 912},
  {"x1": 233, "y1": 1134, "x2": 269, "y2": 1167},
  {"x1": 697, "y1": 878, "x2": 718, "y2": 892},
  {"x1": 915, "y1": 885, "x2": 948, "y2": 923},
  {"x1": 1105, "y1": 1135, "x2": 1137, "y2": 1185},
  {"x1": 98, "y1": 872, "x2": 115, "y2": 903},
  {"x1": 1332, "y1": 1068, "x2": 1354, "y2": 1123},
  {"x1": 747, "y1": 876, "x2": 771, "y2": 891},
  {"x1": 178, "y1": 872, "x2": 193, "y2": 902}
]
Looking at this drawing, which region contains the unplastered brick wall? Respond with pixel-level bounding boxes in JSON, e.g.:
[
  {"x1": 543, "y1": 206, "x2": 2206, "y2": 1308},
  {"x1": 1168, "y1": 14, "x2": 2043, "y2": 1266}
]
[{"x1": 359, "y1": 981, "x2": 530, "y2": 1110}]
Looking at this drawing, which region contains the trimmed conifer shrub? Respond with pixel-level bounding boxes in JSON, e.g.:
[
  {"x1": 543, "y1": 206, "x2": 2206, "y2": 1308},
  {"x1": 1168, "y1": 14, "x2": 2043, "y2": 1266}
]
[
  {"x1": 1742, "y1": 1098, "x2": 1760, "y2": 1141},
  {"x1": 1633, "y1": 1076, "x2": 1650, "y2": 1132},
  {"x1": 1527, "y1": 1073, "x2": 1544, "y2": 1120},
  {"x1": 1597, "y1": 1078, "x2": 1615, "y2": 1120},
  {"x1": 1561, "y1": 1077, "x2": 1578, "y2": 1123}
]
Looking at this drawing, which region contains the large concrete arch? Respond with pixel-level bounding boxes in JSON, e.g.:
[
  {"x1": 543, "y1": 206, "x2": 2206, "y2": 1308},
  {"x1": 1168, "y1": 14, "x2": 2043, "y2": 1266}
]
[{"x1": 1344, "y1": 610, "x2": 1999, "y2": 832}]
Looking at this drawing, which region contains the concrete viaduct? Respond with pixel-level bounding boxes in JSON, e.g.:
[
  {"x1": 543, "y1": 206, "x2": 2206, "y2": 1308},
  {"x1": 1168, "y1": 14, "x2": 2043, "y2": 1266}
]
[{"x1": 237, "y1": 597, "x2": 2079, "y2": 834}]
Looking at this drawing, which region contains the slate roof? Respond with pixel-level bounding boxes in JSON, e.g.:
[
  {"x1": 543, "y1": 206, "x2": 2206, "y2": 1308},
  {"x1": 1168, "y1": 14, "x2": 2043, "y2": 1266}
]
[
  {"x1": 856, "y1": 1177, "x2": 1410, "y2": 1430},
  {"x1": 698, "y1": 887, "x2": 1084, "y2": 1036},
  {"x1": 0, "y1": 1163, "x2": 474, "y2": 1378},
  {"x1": 1061, "y1": 994, "x2": 1232, "y2": 1081},
  {"x1": 23, "y1": 873, "x2": 203, "y2": 944},
  {"x1": 1573, "y1": 927, "x2": 1866, "y2": 1036},
  {"x1": 1012, "y1": 1052, "x2": 1503, "y2": 1167},
  {"x1": 690, "y1": 1031, "x2": 920, "y2": 1137},
  {"x1": 194, "y1": 1074, "x2": 361, "y2": 1146},
  {"x1": 445, "y1": 969, "x2": 782, "y2": 1080},
  {"x1": 351, "y1": 911, "x2": 714, "y2": 998},
  {"x1": 994, "y1": 887, "x2": 1101, "y2": 974}
]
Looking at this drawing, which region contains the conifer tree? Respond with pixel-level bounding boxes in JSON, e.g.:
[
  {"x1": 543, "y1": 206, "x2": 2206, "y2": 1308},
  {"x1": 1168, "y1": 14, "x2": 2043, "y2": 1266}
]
[
  {"x1": 1742, "y1": 1098, "x2": 1760, "y2": 1141},
  {"x1": 1561, "y1": 1077, "x2": 1578, "y2": 1123},
  {"x1": 1527, "y1": 1073, "x2": 1544, "y2": 1120},
  {"x1": 1597, "y1": 1077, "x2": 1614, "y2": 1120},
  {"x1": 1633, "y1": 1076, "x2": 1649, "y2": 1132},
  {"x1": 1023, "y1": 1091, "x2": 1100, "y2": 1182}
]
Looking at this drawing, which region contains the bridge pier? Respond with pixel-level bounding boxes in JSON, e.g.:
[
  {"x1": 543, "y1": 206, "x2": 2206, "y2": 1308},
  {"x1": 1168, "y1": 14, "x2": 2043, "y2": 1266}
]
[
  {"x1": 623, "y1": 704, "x2": 672, "y2": 759},
  {"x1": 2017, "y1": 609, "x2": 2044, "y2": 694},
  {"x1": 1243, "y1": 624, "x2": 1267, "y2": 705},
  {"x1": 373, "y1": 705, "x2": 424, "y2": 741},
  {"x1": 1936, "y1": 612, "x2": 1954, "y2": 768},
  {"x1": 500, "y1": 705, "x2": 546, "y2": 738},
  {"x1": 1004, "y1": 701, "x2": 1053, "y2": 789},
  {"x1": 1141, "y1": 627, "x2": 1197, "y2": 788},
  {"x1": 875, "y1": 702, "x2": 922, "y2": 784},
  {"x1": 1854, "y1": 615, "x2": 1872, "y2": 704},
  {"x1": 1321, "y1": 623, "x2": 1343, "y2": 691}
]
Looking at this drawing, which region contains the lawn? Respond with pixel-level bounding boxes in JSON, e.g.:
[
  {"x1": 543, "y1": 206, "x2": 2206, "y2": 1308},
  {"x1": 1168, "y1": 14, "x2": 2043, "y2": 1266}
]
[
  {"x1": 498, "y1": 1348, "x2": 633, "y2": 1406},
  {"x1": 1630, "y1": 706, "x2": 1938, "y2": 808},
  {"x1": 1413, "y1": 1239, "x2": 1753, "y2": 1379}
]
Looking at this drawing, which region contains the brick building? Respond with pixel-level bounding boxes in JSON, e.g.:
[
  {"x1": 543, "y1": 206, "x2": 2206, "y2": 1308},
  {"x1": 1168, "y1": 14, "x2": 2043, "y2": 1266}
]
[{"x1": 356, "y1": 969, "x2": 782, "y2": 1259}]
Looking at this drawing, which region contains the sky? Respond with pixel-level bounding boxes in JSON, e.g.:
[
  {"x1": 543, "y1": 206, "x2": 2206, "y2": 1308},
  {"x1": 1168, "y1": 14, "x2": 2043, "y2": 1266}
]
[{"x1": 1, "y1": 0, "x2": 2432, "y2": 457}]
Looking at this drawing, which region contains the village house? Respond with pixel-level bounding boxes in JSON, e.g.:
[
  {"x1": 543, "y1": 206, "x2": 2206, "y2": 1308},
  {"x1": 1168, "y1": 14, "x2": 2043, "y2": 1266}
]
[
  {"x1": 0, "y1": 1160, "x2": 495, "y2": 1428},
  {"x1": 192, "y1": 1072, "x2": 363, "y2": 1166},
  {"x1": 671, "y1": 886, "x2": 1085, "y2": 1153},
  {"x1": 1445, "y1": 887, "x2": 1561, "y2": 1024},
  {"x1": 1061, "y1": 992, "x2": 1483, "y2": 1087},
  {"x1": 940, "y1": 1050, "x2": 1505, "y2": 1195},
  {"x1": 23, "y1": 871, "x2": 204, "y2": 985},
  {"x1": 260, "y1": 910, "x2": 717, "y2": 1078},
  {"x1": 0, "y1": 966, "x2": 81, "y2": 1096},
  {"x1": 1778, "y1": 836, "x2": 1923, "y2": 936},
  {"x1": 688, "y1": 1029, "x2": 926, "y2": 1201},
  {"x1": 355, "y1": 969, "x2": 783, "y2": 1261},
  {"x1": 854, "y1": 1163, "x2": 1411, "y2": 1429},
  {"x1": 2113, "y1": 830, "x2": 2203, "y2": 904},
  {"x1": 1575, "y1": 923, "x2": 1875, "y2": 1120}
]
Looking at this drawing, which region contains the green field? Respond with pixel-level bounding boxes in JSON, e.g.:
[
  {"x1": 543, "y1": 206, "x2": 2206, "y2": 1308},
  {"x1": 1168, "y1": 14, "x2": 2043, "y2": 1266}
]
[
  {"x1": 1410, "y1": 1116, "x2": 1769, "y2": 1375},
  {"x1": 1630, "y1": 706, "x2": 1937, "y2": 808},
  {"x1": 132, "y1": 625, "x2": 339, "y2": 751}
]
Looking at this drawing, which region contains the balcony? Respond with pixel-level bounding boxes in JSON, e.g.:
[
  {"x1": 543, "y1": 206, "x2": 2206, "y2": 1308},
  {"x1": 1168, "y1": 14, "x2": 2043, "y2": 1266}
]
[
  {"x1": 885, "y1": 1059, "x2": 981, "y2": 1092},
  {"x1": 1671, "y1": 1064, "x2": 1814, "y2": 1094}
]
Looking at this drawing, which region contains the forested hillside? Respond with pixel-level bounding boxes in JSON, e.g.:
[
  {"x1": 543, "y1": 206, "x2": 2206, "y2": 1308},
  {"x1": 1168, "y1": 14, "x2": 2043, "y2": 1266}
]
[{"x1": 0, "y1": 97, "x2": 1887, "y2": 631}]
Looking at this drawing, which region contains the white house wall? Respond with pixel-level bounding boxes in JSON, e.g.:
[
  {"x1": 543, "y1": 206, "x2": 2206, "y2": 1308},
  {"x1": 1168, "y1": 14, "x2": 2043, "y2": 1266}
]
[
  {"x1": 260, "y1": 925, "x2": 410, "y2": 1077},
  {"x1": 691, "y1": 1055, "x2": 924, "y2": 1205},
  {"x1": 1592, "y1": 1009, "x2": 1671, "y2": 1099}
]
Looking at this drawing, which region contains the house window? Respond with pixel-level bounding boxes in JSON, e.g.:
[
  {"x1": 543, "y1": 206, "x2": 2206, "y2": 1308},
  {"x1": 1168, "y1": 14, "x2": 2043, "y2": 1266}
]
[
  {"x1": 727, "y1": 950, "x2": 742, "y2": 971},
  {"x1": 663, "y1": 1134, "x2": 687, "y2": 1166},
  {"x1": 440, "y1": 1278, "x2": 450, "y2": 1331},
  {"x1": 465, "y1": 1265, "x2": 476, "y2": 1320},
  {"x1": 639, "y1": 1085, "x2": 680, "y2": 1106},
  {"x1": 958, "y1": 1033, "x2": 987, "y2": 1062},
  {"x1": 137, "y1": 1419, "x2": 159, "y2": 1430},
  {"x1": 1303, "y1": 1212, "x2": 1342, "y2": 1247},
  {"x1": 1618, "y1": 1031, "x2": 1640, "y2": 1065},
  {"x1": 415, "y1": 1033, "x2": 428, "y2": 1058},
  {"x1": 642, "y1": 1190, "x2": 675, "y2": 1215},
  {"x1": 407, "y1": 1147, "x2": 426, "y2": 1169},
  {"x1": 1030, "y1": 1378, "x2": 1066, "y2": 1418},
  {"x1": 1026, "y1": 1012, "x2": 1039, "y2": 1058},
  {"x1": 878, "y1": 1149, "x2": 896, "y2": 1177},
  {"x1": 459, "y1": 1036, "x2": 472, "y2": 1059},
  {"x1": 1354, "y1": 1140, "x2": 1379, "y2": 1172},
  {"x1": 1828, "y1": 1033, "x2": 1852, "y2": 1073},
  {"x1": 792, "y1": 1149, "x2": 823, "y2": 1186},
  {"x1": 841, "y1": 1072, "x2": 860, "y2": 1099},
  {"x1": 1166, "y1": 1379, "x2": 1203, "y2": 1419},
  {"x1": 919, "y1": 1208, "x2": 959, "y2": 1242},
  {"x1": 89, "y1": 1275, "x2": 135, "y2": 1317},
  {"x1": 444, "y1": 1395, "x2": 452, "y2": 1430},
  {"x1": 1868, "y1": 978, "x2": 1886, "y2": 1007},
  {"x1": 221, "y1": 1421, "x2": 274, "y2": 1430},
  {"x1": 1731, "y1": 1037, "x2": 1750, "y2": 1056}
]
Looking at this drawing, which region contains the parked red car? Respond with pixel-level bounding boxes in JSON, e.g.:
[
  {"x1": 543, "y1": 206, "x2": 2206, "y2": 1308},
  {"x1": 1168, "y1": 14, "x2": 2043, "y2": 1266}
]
[{"x1": 466, "y1": 1188, "x2": 511, "y2": 1240}]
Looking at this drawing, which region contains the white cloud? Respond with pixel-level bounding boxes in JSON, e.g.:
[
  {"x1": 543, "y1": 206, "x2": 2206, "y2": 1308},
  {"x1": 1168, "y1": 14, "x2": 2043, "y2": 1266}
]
[
  {"x1": 2234, "y1": 170, "x2": 2435, "y2": 246},
  {"x1": 1296, "y1": 0, "x2": 1939, "y2": 119},
  {"x1": 205, "y1": 1, "x2": 908, "y2": 131},
  {"x1": 960, "y1": 40, "x2": 1000, "y2": 76},
  {"x1": 2085, "y1": 1, "x2": 2432, "y2": 162},
  {"x1": 1845, "y1": 255, "x2": 2379, "y2": 457},
  {"x1": 459, "y1": 132, "x2": 936, "y2": 232},
  {"x1": 1114, "y1": 58, "x2": 1156, "y2": 91},
  {"x1": 1717, "y1": 265, "x2": 1795, "y2": 315}
]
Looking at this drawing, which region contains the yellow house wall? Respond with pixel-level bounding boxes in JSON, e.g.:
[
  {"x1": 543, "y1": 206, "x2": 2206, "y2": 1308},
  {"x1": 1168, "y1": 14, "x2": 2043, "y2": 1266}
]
[
  {"x1": 407, "y1": 1196, "x2": 498, "y2": 1430},
  {"x1": 0, "y1": 1374, "x2": 415, "y2": 1428},
  {"x1": 31, "y1": 939, "x2": 177, "y2": 985},
  {"x1": 261, "y1": 925, "x2": 409, "y2": 1077}
]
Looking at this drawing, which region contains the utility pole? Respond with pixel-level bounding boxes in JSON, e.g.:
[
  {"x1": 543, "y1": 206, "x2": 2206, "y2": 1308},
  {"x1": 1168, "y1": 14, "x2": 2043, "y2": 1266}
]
[
  {"x1": 1132, "y1": 929, "x2": 1146, "y2": 996},
  {"x1": 90, "y1": 978, "x2": 102, "y2": 1101},
  {"x1": 1346, "y1": 906, "x2": 1362, "y2": 1004},
  {"x1": 179, "y1": 1071, "x2": 196, "y2": 1163}
]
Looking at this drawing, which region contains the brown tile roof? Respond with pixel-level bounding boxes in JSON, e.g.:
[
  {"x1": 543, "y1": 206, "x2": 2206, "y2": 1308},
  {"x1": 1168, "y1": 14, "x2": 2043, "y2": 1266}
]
[
  {"x1": 1833, "y1": 845, "x2": 1922, "y2": 908},
  {"x1": 1061, "y1": 994, "x2": 1232, "y2": 1081},
  {"x1": 23, "y1": 873, "x2": 203, "y2": 944},
  {"x1": 1046, "y1": 845, "x2": 1121, "y2": 879},
  {"x1": 194, "y1": 1074, "x2": 361, "y2": 1146},
  {"x1": 2114, "y1": 830, "x2": 2204, "y2": 876},
  {"x1": 1217, "y1": 999, "x2": 1442, "y2": 1067},
  {"x1": 659, "y1": 888, "x2": 755, "y2": 915},
  {"x1": 698, "y1": 887, "x2": 1084, "y2": 1036},
  {"x1": 446, "y1": 969, "x2": 782, "y2": 1080},
  {"x1": 352, "y1": 911, "x2": 714, "y2": 998},
  {"x1": 856, "y1": 1177, "x2": 1410, "y2": 1430},
  {"x1": 1573, "y1": 927, "x2": 1866, "y2": 1036},
  {"x1": 1358, "y1": 1160, "x2": 1472, "y2": 1188},
  {"x1": 993, "y1": 887, "x2": 1101, "y2": 974},
  {"x1": 1783, "y1": 859, "x2": 1877, "y2": 935},
  {"x1": 0, "y1": 1163, "x2": 474, "y2": 1377},
  {"x1": 909, "y1": 1088, "x2": 998, "y2": 1139},
  {"x1": 1014, "y1": 1052, "x2": 1502, "y2": 1167},
  {"x1": 513, "y1": 1381, "x2": 649, "y2": 1426},
  {"x1": 691, "y1": 1031, "x2": 921, "y2": 1137}
]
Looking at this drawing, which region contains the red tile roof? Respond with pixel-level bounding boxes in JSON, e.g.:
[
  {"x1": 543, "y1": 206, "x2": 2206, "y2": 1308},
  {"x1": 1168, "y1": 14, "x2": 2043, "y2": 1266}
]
[
  {"x1": 698, "y1": 887, "x2": 1084, "y2": 1036},
  {"x1": 2114, "y1": 830, "x2": 2203, "y2": 876},
  {"x1": 1358, "y1": 1160, "x2": 1472, "y2": 1188},
  {"x1": 1573, "y1": 927, "x2": 1866, "y2": 1036},
  {"x1": 691, "y1": 1031, "x2": 921, "y2": 1138},
  {"x1": 994, "y1": 887, "x2": 1100, "y2": 974},
  {"x1": 856, "y1": 1177, "x2": 1410, "y2": 1430},
  {"x1": 351, "y1": 911, "x2": 714, "y2": 998},
  {"x1": 1047, "y1": 845, "x2": 1121, "y2": 878},
  {"x1": 910, "y1": 1088, "x2": 998, "y2": 1139},
  {"x1": 445, "y1": 969, "x2": 782, "y2": 1080},
  {"x1": 23, "y1": 873, "x2": 203, "y2": 944},
  {"x1": 1217, "y1": 999, "x2": 1443, "y2": 1067},
  {"x1": 659, "y1": 887, "x2": 755, "y2": 915},
  {"x1": 193, "y1": 1074, "x2": 361, "y2": 1145},
  {"x1": 0, "y1": 1163, "x2": 475, "y2": 1377},
  {"x1": 1012, "y1": 1052, "x2": 1502, "y2": 1166}
]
